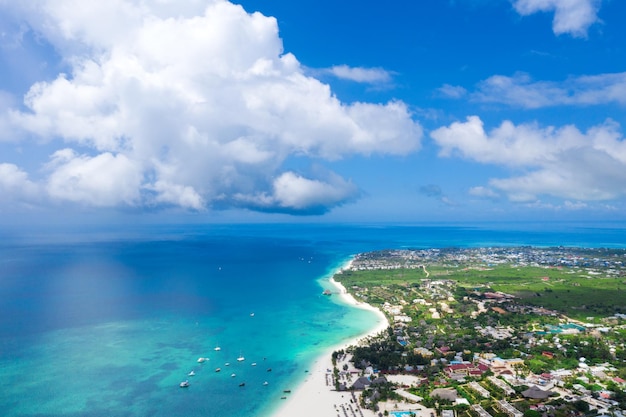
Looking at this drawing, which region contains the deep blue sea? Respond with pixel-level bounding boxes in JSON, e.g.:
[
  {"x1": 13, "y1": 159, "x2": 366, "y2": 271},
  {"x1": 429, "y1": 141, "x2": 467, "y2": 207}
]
[{"x1": 1, "y1": 222, "x2": 625, "y2": 417}]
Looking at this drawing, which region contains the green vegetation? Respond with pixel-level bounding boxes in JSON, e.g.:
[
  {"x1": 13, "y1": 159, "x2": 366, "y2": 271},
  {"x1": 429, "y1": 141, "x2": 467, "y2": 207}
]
[{"x1": 330, "y1": 247, "x2": 626, "y2": 415}]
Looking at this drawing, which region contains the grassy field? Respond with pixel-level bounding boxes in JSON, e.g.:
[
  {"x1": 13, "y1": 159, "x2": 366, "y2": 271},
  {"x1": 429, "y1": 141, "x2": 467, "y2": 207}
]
[
  {"x1": 336, "y1": 263, "x2": 626, "y2": 320},
  {"x1": 444, "y1": 265, "x2": 626, "y2": 318}
]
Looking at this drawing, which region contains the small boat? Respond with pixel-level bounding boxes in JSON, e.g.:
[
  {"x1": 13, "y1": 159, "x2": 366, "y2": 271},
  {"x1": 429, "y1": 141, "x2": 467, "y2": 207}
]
[
  {"x1": 197, "y1": 357, "x2": 206, "y2": 363},
  {"x1": 231, "y1": 373, "x2": 236, "y2": 377},
  {"x1": 215, "y1": 368, "x2": 221, "y2": 372},
  {"x1": 214, "y1": 346, "x2": 221, "y2": 351},
  {"x1": 283, "y1": 389, "x2": 291, "y2": 393},
  {"x1": 267, "y1": 368, "x2": 272, "y2": 372},
  {"x1": 239, "y1": 382, "x2": 246, "y2": 387},
  {"x1": 180, "y1": 380, "x2": 190, "y2": 388},
  {"x1": 225, "y1": 362, "x2": 230, "y2": 366},
  {"x1": 280, "y1": 396, "x2": 287, "y2": 400},
  {"x1": 250, "y1": 313, "x2": 255, "y2": 317},
  {"x1": 237, "y1": 355, "x2": 245, "y2": 362},
  {"x1": 251, "y1": 363, "x2": 257, "y2": 366},
  {"x1": 263, "y1": 381, "x2": 269, "y2": 386},
  {"x1": 188, "y1": 371, "x2": 195, "y2": 376}
]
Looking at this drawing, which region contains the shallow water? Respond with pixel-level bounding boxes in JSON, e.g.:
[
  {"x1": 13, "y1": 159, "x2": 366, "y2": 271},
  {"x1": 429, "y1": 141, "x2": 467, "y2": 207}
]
[{"x1": 1, "y1": 222, "x2": 624, "y2": 416}]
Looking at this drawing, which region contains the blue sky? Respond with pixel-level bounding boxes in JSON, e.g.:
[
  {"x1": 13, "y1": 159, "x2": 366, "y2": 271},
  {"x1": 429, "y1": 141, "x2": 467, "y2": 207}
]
[{"x1": 0, "y1": 0, "x2": 625, "y2": 224}]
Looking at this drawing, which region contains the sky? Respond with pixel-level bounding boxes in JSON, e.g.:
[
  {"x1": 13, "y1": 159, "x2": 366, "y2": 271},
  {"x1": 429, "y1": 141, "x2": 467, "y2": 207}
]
[{"x1": 0, "y1": 0, "x2": 625, "y2": 225}]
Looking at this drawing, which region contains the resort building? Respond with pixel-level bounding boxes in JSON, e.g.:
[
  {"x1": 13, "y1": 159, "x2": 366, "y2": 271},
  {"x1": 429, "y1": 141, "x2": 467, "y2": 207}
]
[
  {"x1": 495, "y1": 400, "x2": 523, "y2": 417},
  {"x1": 488, "y1": 376, "x2": 515, "y2": 396},
  {"x1": 444, "y1": 363, "x2": 489, "y2": 379},
  {"x1": 521, "y1": 386, "x2": 553, "y2": 400},
  {"x1": 468, "y1": 381, "x2": 490, "y2": 398},
  {"x1": 471, "y1": 404, "x2": 493, "y2": 417},
  {"x1": 414, "y1": 347, "x2": 434, "y2": 357}
]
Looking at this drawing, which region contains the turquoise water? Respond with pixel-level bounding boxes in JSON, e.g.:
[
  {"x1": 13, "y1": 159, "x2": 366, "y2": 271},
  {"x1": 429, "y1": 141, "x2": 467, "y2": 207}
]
[{"x1": 1, "y1": 222, "x2": 625, "y2": 416}]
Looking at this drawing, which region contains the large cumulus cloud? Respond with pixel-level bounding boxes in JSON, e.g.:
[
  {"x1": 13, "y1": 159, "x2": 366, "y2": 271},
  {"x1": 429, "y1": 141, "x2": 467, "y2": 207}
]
[
  {"x1": 431, "y1": 116, "x2": 626, "y2": 202},
  {"x1": 0, "y1": 0, "x2": 422, "y2": 214}
]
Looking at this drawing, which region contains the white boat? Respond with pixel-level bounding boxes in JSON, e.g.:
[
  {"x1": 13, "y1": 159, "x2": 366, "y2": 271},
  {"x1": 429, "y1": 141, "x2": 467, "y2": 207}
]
[
  {"x1": 250, "y1": 313, "x2": 255, "y2": 317},
  {"x1": 263, "y1": 381, "x2": 269, "y2": 386},
  {"x1": 251, "y1": 363, "x2": 257, "y2": 366},
  {"x1": 188, "y1": 371, "x2": 195, "y2": 376},
  {"x1": 231, "y1": 373, "x2": 236, "y2": 377},
  {"x1": 180, "y1": 380, "x2": 190, "y2": 388},
  {"x1": 237, "y1": 353, "x2": 245, "y2": 362},
  {"x1": 214, "y1": 346, "x2": 221, "y2": 351},
  {"x1": 215, "y1": 368, "x2": 221, "y2": 372},
  {"x1": 225, "y1": 362, "x2": 230, "y2": 366},
  {"x1": 197, "y1": 357, "x2": 208, "y2": 363}
]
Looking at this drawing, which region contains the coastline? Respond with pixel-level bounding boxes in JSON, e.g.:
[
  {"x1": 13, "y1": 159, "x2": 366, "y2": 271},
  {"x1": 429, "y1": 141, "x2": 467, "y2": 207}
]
[{"x1": 271, "y1": 258, "x2": 389, "y2": 417}]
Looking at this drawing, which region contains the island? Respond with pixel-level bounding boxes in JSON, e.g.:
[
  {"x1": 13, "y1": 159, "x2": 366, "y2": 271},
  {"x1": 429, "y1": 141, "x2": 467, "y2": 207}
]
[{"x1": 274, "y1": 246, "x2": 626, "y2": 417}]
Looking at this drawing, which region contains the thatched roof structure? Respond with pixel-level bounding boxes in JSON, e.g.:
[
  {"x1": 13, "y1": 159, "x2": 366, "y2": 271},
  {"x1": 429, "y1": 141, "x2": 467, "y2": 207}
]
[
  {"x1": 431, "y1": 388, "x2": 458, "y2": 402},
  {"x1": 522, "y1": 386, "x2": 552, "y2": 400}
]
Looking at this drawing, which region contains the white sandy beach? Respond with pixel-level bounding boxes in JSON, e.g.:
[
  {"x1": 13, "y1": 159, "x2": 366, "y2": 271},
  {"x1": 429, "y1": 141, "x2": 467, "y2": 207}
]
[{"x1": 271, "y1": 260, "x2": 390, "y2": 417}]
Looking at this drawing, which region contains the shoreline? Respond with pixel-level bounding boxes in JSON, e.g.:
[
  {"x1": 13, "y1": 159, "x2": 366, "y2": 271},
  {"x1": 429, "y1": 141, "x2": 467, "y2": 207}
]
[{"x1": 271, "y1": 258, "x2": 390, "y2": 417}]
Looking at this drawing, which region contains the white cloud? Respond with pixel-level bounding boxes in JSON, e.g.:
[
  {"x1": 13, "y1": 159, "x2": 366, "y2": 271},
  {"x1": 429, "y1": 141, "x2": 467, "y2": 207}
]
[
  {"x1": 469, "y1": 72, "x2": 626, "y2": 108},
  {"x1": 513, "y1": 0, "x2": 602, "y2": 38},
  {"x1": 146, "y1": 180, "x2": 204, "y2": 210},
  {"x1": 436, "y1": 84, "x2": 468, "y2": 99},
  {"x1": 45, "y1": 149, "x2": 143, "y2": 206},
  {"x1": 0, "y1": 163, "x2": 39, "y2": 202},
  {"x1": 431, "y1": 116, "x2": 626, "y2": 202},
  {"x1": 326, "y1": 65, "x2": 393, "y2": 84},
  {"x1": 231, "y1": 171, "x2": 359, "y2": 214},
  {"x1": 0, "y1": 0, "x2": 422, "y2": 214},
  {"x1": 563, "y1": 200, "x2": 588, "y2": 210},
  {"x1": 469, "y1": 186, "x2": 500, "y2": 199}
]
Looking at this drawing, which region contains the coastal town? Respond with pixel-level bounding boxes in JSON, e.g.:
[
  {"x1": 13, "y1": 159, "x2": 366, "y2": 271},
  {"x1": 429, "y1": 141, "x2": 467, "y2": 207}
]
[{"x1": 321, "y1": 247, "x2": 626, "y2": 417}]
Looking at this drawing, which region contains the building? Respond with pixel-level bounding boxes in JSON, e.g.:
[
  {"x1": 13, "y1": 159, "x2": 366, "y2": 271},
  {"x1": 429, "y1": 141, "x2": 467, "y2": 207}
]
[
  {"x1": 471, "y1": 404, "x2": 493, "y2": 417},
  {"x1": 445, "y1": 363, "x2": 489, "y2": 379},
  {"x1": 495, "y1": 400, "x2": 523, "y2": 417},
  {"x1": 488, "y1": 376, "x2": 515, "y2": 396},
  {"x1": 468, "y1": 381, "x2": 490, "y2": 398}
]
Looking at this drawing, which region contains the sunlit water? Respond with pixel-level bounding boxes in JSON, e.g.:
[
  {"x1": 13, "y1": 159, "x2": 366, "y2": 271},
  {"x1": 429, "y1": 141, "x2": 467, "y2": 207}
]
[{"x1": 1, "y1": 222, "x2": 624, "y2": 416}]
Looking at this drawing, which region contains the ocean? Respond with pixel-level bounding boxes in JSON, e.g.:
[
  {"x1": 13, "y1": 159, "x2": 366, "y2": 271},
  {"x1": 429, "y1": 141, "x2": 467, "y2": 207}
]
[{"x1": 1, "y1": 222, "x2": 625, "y2": 417}]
